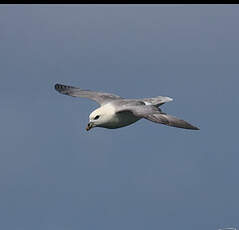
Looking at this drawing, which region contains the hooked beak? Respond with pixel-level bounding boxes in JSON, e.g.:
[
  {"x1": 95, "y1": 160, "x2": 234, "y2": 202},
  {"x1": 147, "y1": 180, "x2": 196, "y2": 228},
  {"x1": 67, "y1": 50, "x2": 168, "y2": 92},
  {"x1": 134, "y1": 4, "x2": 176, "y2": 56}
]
[{"x1": 86, "y1": 122, "x2": 94, "y2": 131}]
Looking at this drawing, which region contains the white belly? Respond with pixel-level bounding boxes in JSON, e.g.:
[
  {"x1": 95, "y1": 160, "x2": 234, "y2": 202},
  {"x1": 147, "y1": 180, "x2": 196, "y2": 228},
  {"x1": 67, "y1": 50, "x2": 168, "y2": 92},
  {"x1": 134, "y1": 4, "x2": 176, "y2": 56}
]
[{"x1": 100, "y1": 112, "x2": 141, "y2": 129}]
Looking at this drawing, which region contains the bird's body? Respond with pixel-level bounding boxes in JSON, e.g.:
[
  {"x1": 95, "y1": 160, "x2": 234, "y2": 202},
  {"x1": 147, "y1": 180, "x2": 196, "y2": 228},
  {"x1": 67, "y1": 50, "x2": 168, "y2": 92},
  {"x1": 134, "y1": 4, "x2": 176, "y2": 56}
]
[
  {"x1": 92, "y1": 102, "x2": 141, "y2": 129},
  {"x1": 54, "y1": 83, "x2": 199, "y2": 131}
]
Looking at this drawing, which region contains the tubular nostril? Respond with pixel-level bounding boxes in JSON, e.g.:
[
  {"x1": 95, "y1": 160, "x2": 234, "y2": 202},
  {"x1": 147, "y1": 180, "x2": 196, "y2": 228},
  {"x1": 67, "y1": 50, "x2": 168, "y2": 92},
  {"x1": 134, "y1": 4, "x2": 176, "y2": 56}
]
[{"x1": 86, "y1": 122, "x2": 93, "y2": 131}]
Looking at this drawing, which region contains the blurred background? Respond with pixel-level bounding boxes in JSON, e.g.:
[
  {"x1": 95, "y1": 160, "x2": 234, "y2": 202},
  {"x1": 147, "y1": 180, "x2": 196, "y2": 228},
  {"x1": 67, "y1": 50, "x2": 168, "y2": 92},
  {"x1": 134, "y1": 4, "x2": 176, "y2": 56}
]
[{"x1": 0, "y1": 4, "x2": 238, "y2": 230}]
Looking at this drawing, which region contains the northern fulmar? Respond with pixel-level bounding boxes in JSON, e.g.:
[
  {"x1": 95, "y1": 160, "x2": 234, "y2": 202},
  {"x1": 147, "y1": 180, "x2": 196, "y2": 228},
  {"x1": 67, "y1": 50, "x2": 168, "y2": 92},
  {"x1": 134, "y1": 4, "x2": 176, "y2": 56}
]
[{"x1": 55, "y1": 83, "x2": 199, "y2": 131}]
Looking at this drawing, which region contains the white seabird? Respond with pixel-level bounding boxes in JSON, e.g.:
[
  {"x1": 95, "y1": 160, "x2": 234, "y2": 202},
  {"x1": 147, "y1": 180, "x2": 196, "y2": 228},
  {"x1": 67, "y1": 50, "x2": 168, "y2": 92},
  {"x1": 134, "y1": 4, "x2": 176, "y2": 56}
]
[{"x1": 55, "y1": 83, "x2": 199, "y2": 131}]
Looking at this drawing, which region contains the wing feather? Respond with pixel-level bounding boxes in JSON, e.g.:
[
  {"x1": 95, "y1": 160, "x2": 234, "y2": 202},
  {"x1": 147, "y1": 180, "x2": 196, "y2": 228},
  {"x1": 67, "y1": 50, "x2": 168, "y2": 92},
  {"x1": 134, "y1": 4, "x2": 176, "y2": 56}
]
[
  {"x1": 145, "y1": 113, "x2": 199, "y2": 130},
  {"x1": 55, "y1": 83, "x2": 122, "y2": 105},
  {"x1": 115, "y1": 104, "x2": 199, "y2": 130}
]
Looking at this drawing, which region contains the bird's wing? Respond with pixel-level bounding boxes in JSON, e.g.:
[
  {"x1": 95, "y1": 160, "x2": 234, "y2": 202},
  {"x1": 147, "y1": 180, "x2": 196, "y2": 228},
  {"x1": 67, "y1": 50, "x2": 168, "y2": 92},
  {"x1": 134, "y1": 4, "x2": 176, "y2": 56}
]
[
  {"x1": 115, "y1": 104, "x2": 199, "y2": 130},
  {"x1": 144, "y1": 113, "x2": 199, "y2": 130},
  {"x1": 55, "y1": 83, "x2": 123, "y2": 105}
]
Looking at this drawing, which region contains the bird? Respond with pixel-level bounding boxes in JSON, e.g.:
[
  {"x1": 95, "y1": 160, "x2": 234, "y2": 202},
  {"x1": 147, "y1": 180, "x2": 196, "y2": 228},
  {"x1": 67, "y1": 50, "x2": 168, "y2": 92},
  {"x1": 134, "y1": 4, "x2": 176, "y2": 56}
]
[{"x1": 54, "y1": 83, "x2": 199, "y2": 131}]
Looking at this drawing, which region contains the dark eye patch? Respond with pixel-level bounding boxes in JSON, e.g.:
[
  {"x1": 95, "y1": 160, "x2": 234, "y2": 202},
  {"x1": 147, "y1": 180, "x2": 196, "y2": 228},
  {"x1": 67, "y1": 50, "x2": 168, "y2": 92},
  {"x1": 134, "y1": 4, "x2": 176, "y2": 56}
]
[{"x1": 94, "y1": 115, "x2": 100, "y2": 120}]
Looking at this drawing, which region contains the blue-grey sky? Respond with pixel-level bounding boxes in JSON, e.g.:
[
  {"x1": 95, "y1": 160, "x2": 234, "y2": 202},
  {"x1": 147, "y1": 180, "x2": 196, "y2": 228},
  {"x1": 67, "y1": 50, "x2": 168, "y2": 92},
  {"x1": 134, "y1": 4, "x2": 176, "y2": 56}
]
[{"x1": 1, "y1": 5, "x2": 239, "y2": 230}]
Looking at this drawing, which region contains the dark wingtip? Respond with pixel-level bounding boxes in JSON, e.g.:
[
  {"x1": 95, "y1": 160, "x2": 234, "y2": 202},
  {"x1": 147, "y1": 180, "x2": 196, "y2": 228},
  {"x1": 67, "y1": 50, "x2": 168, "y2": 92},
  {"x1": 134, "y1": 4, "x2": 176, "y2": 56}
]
[
  {"x1": 191, "y1": 126, "x2": 200, "y2": 130},
  {"x1": 184, "y1": 123, "x2": 200, "y2": 130},
  {"x1": 54, "y1": 83, "x2": 69, "y2": 92},
  {"x1": 54, "y1": 83, "x2": 61, "y2": 91}
]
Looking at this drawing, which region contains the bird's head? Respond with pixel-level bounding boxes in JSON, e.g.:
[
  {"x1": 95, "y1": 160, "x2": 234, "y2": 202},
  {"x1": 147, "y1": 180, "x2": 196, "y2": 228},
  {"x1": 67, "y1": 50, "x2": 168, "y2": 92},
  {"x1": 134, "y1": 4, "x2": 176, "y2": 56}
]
[{"x1": 86, "y1": 105, "x2": 115, "y2": 131}]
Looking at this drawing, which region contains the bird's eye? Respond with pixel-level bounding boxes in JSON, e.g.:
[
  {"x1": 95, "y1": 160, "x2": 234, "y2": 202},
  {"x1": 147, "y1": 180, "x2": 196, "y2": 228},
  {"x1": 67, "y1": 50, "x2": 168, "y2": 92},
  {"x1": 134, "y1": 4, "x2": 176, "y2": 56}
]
[{"x1": 94, "y1": 115, "x2": 100, "y2": 120}]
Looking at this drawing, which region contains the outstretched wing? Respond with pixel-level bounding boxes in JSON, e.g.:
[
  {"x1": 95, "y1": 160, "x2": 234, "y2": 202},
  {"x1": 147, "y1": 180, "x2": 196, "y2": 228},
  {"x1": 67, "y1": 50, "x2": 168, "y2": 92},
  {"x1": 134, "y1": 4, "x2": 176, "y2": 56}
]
[
  {"x1": 115, "y1": 104, "x2": 199, "y2": 130},
  {"x1": 144, "y1": 113, "x2": 199, "y2": 130},
  {"x1": 55, "y1": 83, "x2": 123, "y2": 105}
]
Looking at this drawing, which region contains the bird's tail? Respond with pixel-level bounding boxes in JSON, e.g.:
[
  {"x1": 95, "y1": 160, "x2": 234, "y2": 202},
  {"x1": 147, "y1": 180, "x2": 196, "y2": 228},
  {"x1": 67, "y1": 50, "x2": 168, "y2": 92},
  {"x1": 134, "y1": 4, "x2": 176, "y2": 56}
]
[{"x1": 142, "y1": 96, "x2": 173, "y2": 107}]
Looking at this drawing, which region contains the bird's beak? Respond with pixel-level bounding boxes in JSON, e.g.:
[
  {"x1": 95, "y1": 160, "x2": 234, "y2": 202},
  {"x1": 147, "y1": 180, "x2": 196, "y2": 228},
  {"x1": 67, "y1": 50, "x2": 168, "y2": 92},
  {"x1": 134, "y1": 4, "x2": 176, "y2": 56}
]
[{"x1": 86, "y1": 122, "x2": 94, "y2": 131}]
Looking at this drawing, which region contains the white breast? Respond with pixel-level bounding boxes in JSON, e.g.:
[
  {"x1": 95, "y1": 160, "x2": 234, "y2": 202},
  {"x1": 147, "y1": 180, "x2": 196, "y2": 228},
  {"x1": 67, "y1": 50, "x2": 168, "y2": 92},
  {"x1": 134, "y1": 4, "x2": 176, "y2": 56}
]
[
  {"x1": 102, "y1": 107, "x2": 140, "y2": 129},
  {"x1": 93, "y1": 103, "x2": 140, "y2": 129}
]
